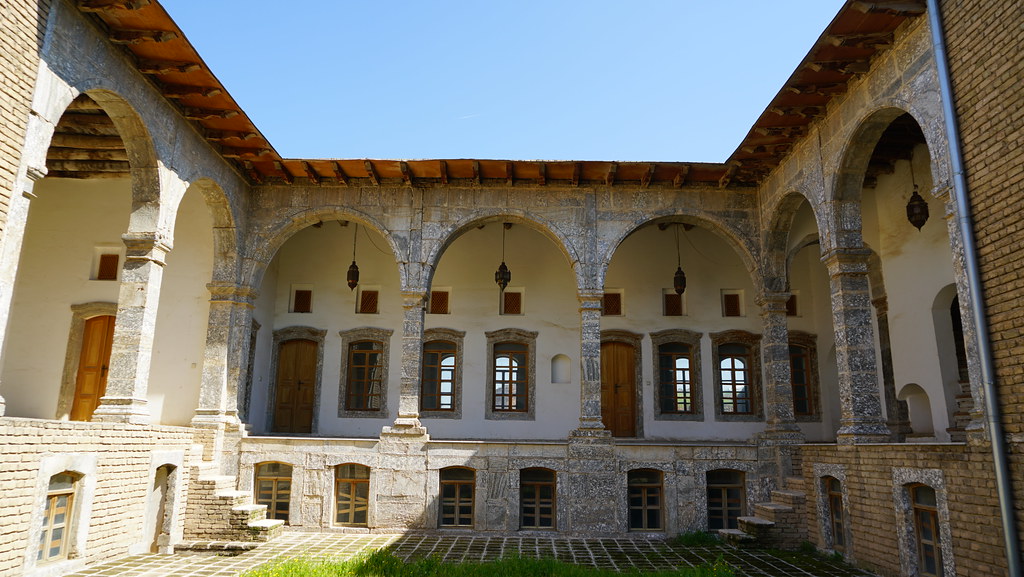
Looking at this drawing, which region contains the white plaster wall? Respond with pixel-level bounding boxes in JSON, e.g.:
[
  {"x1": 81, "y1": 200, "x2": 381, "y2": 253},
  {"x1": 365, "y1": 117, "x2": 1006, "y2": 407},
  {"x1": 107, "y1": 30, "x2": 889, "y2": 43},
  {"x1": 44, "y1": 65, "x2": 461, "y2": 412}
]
[
  {"x1": 862, "y1": 144, "x2": 955, "y2": 439},
  {"x1": 2, "y1": 177, "x2": 130, "y2": 418},
  {"x1": 248, "y1": 259, "x2": 278, "y2": 432},
  {"x1": 147, "y1": 187, "x2": 214, "y2": 426},
  {"x1": 425, "y1": 224, "x2": 580, "y2": 439},
  {"x1": 604, "y1": 224, "x2": 764, "y2": 441}
]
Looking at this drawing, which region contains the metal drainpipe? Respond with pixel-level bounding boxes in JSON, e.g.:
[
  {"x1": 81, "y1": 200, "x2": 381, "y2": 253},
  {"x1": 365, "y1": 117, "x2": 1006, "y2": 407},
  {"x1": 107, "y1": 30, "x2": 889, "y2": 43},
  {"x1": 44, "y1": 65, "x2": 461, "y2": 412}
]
[{"x1": 925, "y1": 0, "x2": 1022, "y2": 574}]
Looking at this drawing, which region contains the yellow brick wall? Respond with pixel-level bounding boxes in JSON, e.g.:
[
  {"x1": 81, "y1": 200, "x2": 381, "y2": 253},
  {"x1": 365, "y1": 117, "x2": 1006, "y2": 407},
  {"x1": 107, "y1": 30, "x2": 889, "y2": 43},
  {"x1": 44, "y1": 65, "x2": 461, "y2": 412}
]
[
  {"x1": 0, "y1": 0, "x2": 52, "y2": 236},
  {"x1": 938, "y1": 0, "x2": 1024, "y2": 559}
]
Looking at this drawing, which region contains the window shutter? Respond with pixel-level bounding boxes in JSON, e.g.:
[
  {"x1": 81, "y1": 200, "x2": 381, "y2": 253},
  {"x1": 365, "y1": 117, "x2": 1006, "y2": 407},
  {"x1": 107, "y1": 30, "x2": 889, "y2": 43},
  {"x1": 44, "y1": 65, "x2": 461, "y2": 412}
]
[
  {"x1": 503, "y1": 291, "x2": 522, "y2": 315},
  {"x1": 429, "y1": 290, "x2": 450, "y2": 314},
  {"x1": 602, "y1": 292, "x2": 622, "y2": 316},
  {"x1": 359, "y1": 290, "x2": 379, "y2": 314},
  {"x1": 723, "y1": 293, "x2": 741, "y2": 317},
  {"x1": 664, "y1": 293, "x2": 682, "y2": 316},
  {"x1": 96, "y1": 254, "x2": 119, "y2": 281},
  {"x1": 293, "y1": 289, "x2": 312, "y2": 313}
]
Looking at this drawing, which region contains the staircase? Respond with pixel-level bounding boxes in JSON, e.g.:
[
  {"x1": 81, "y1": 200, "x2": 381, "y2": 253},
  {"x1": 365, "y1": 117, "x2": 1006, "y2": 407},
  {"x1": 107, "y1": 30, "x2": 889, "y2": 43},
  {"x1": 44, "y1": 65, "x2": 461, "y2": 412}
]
[
  {"x1": 182, "y1": 463, "x2": 284, "y2": 545},
  {"x1": 720, "y1": 476, "x2": 807, "y2": 550}
]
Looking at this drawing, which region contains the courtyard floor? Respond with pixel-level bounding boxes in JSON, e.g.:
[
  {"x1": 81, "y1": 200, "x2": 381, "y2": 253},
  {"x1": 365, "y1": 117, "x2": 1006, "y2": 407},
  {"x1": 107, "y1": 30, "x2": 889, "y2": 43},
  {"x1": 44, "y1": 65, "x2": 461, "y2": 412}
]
[{"x1": 67, "y1": 532, "x2": 877, "y2": 577}]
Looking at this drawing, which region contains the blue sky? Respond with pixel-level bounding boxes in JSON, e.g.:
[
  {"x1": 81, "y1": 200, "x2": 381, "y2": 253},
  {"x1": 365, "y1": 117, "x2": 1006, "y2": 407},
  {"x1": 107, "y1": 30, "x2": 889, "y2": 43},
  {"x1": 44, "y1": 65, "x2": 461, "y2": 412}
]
[{"x1": 161, "y1": 1, "x2": 846, "y2": 162}]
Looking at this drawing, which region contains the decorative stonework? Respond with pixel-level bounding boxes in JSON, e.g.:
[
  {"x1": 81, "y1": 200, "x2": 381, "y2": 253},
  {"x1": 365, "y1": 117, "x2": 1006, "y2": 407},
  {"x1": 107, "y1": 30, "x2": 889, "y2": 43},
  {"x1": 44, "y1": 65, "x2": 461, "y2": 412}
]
[
  {"x1": 891, "y1": 467, "x2": 957, "y2": 577},
  {"x1": 812, "y1": 463, "x2": 851, "y2": 558}
]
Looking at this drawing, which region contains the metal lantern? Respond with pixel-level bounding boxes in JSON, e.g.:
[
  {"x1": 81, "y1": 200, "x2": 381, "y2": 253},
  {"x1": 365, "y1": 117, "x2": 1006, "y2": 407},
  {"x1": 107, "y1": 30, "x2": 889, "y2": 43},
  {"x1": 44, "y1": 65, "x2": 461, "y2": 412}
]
[
  {"x1": 906, "y1": 186, "x2": 929, "y2": 230},
  {"x1": 347, "y1": 223, "x2": 360, "y2": 290},
  {"x1": 673, "y1": 266, "x2": 687, "y2": 295},
  {"x1": 495, "y1": 223, "x2": 511, "y2": 291}
]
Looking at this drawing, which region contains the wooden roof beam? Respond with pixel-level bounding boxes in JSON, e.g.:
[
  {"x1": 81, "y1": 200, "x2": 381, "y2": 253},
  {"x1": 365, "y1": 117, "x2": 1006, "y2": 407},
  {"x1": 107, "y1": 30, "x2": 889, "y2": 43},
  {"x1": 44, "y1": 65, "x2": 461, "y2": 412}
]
[
  {"x1": 640, "y1": 163, "x2": 656, "y2": 188},
  {"x1": 505, "y1": 161, "x2": 514, "y2": 185},
  {"x1": 537, "y1": 163, "x2": 546, "y2": 186},
  {"x1": 770, "y1": 106, "x2": 823, "y2": 119},
  {"x1": 204, "y1": 129, "x2": 258, "y2": 141},
  {"x1": 364, "y1": 160, "x2": 380, "y2": 186},
  {"x1": 302, "y1": 161, "x2": 320, "y2": 185},
  {"x1": 472, "y1": 160, "x2": 481, "y2": 185},
  {"x1": 571, "y1": 162, "x2": 581, "y2": 187},
  {"x1": 754, "y1": 125, "x2": 807, "y2": 138},
  {"x1": 673, "y1": 166, "x2": 689, "y2": 188},
  {"x1": 606, "y1": 163, "x2": 618, "y2": 186},
  {"x1": 852, "y1": 1, "x2": 926, "y2": 15},
  {"x1": 784, "y1": 82, "x2": 846, "y2": 96},
  {"x1": 182, "y1": 107, "x2": 238, "y2": 120},
  {"x1": 331, "y1": 161, "x2": 349, "y2": 186},
  {"x1": 718, "y1": 162, "x2": 740, "y2": 188},
  {"x1": 137, "y1": 59, "x2": 201, "y2": 75},
  {"x1": 439, "y1": 160, "x2": 448, "y2": 185},
  {"x1": 66, "y1": 98, "x2": 103, "y2": 111},
  {"x1": 47, "y1": 160, "x2": 130, "y2": 172},
  {"x1": 243, "y1": 161, "x2": 263, "y2": 184},
  {"x1": 826, "y1": 31, "x2": 894, "y2": 48},
  {"x1": 275, "y1": 161, "x2": 293, "y2": 184},
  {"x1": 399, "y1": 161, "x2": 414, "y2": 186},
  {"x1": 50, "y1": 134, "x2": 125, "y2": 149},
  {"x1": 109, "y1": 30, "x2": 178, "y2": 45},
  {"x1": 47, "y1": 148, "x2": 128, "y2": 161},
  {"x1": 161, "y1": 84, "x2": 222, "y2": 99},
  {"x1": 804, "y1": 59, "x2": 871, "y2": 75},
  {"x1": 78, "y1": 0, "x2": 150, "y2": 11}
]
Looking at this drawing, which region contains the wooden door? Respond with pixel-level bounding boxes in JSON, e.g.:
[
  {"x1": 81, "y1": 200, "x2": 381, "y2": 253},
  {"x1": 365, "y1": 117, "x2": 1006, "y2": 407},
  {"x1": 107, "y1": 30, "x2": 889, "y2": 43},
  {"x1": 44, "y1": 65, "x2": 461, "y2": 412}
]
[
  {"x1": 70, "y1": 315, "x2": 115, "y2": 421},
  {"x1": 601, "y1": 341, "x2": 636, "y2": 437},
  {"x1": 273, "y1": 339, "x2": 317, "y2": 433}
]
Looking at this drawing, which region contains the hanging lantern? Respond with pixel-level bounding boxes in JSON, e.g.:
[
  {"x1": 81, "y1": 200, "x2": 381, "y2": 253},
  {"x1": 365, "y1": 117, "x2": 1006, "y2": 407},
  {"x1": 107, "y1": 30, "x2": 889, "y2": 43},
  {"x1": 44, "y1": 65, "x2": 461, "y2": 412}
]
[
  {"x1": 906, "y1": 185, "x2": 929, "y2": 230},
  {"x1": 494, "y1": 223, "x2": 511, "y2": 291},
  {"x1": 673, "y1": 224, "x2": 686, "y2": 295},
  {"x1": 347, "y1": 223, "x2": 360, "y2": 290}
]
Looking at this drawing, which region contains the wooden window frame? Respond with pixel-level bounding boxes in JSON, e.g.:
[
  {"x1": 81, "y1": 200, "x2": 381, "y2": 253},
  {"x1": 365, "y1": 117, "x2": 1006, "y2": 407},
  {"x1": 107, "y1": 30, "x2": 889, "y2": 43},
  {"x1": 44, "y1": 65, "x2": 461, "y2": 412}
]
[
  {"x1": 706, "y1": 469, "x2": 745, "y2": 530},
  {"x1": 519, "y1": 468, "x2": 556, "y2": 530},
  {"x1": 254, "y1": 462, "x2": 292, "y2": 524},
  {"x1": 38, "y1": 473, "x2": 77, "y2": 563},
  {"x1": 335, "y1": 463, "x2": 370, "y2": 527},
  {"x1": 910, "y1": 484, "x2": 943, "y2": 577},
  {"x1": 338, "y1": 327, "x2": 392, "y2": 418},
  {"x1": 650, "y1": 329, "x2": 703, "y2": 421},
  {"x1": 627, "y1": 469, "x2": 664, "y2": 531},
  {"x1": 485, "y1": 329, "x2": 537, "y2": 421},
  {"x1": 825, "y1": 476, "x2": 846, "y2": 553},
  {"x1": 439, "y1": 467, "x2": 475, "y2": 528},
  {"x1": 789, "y1": 332, "x2": 821, "y2": 421},
  {"x1": 346, "y1": 340, "x2": 385, "y2": 411},
  {"x1": 710, "y1": 330, "x2": 762, "y2": 422}
]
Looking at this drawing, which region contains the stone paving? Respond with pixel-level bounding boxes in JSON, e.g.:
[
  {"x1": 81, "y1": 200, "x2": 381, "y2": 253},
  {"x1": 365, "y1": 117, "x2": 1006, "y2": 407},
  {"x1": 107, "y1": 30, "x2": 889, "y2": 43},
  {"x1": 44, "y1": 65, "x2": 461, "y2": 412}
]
[{"x1": 67, "y1": 532, "x2": 878, "y2": 577}]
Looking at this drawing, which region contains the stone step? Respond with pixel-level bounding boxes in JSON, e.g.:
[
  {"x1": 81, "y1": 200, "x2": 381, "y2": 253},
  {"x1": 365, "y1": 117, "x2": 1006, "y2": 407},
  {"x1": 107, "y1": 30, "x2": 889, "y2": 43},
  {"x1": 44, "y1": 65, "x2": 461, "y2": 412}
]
[
  {"x1": 770, "y1": 489, "x2": 806, "y2": 507},
  {"x1": 784, "y1": 476, "x2": 806, "y2": 492},
  {"x1": 245, "y1": 518, "x2": 285, "y2": 542},
  {"x1": 718, "y1": 528, "x2": 757, "y2": 548},
  {"x1": 231, "y1": 503, "x2": 268, "y2": 525},
  {"x1": 754, "y1": 502, "x2": 793, "y2": 522}
]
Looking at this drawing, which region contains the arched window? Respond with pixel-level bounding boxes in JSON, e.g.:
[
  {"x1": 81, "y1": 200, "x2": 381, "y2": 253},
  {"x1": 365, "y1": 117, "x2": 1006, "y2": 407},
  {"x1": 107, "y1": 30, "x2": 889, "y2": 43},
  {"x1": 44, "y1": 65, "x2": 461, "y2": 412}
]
[
  {"x1": 38, "y1": 473, "x2": 78, "y2": 563},
  {"x1": 254, "y1": 462, "x2": 292, "y2": 523},
  {"x1": 335, "y1": 464, "x2": 370, "y2": 526},
  {"x1": 439, "y1": 467, "x2": 475, "y2": 528},
  {"x1": 493, "y1": 342, "x2": 528, "y2": 412},
  {"x1": 658, "y1": 343, "x2": 694, "y2": 414},
  {"x1": 719, "y1": 344, "x2": 752, "y2": 414},
  {"x1": 520, "y1": 468, "x2": 556, "y2": 529},
  {"x1": 421, "y1": 340, "x2": 457, "y2": 411},
  {"x1": 910, "y1": 484, "x2": 943, "y2": 576},
  {"x1": 707, "y1": 469, "x2": 745, "y2": 530},
  {"x1": 627, "y1": 469, "x2": 663, "y2": 531}
]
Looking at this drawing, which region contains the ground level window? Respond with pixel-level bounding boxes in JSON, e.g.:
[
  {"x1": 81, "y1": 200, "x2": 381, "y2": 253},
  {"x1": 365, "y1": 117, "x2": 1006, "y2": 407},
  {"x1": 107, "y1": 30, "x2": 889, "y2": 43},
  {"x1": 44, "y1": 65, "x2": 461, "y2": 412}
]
[
  {"x1": 627, "y1": 469, "x2": 663, "y2": 531},
  {"x1": 255, "y1": 462, "x2": 292, "y2": 523},
  {"x1": 911, "y1": 484, "x2": 943, "y2": 576},
  {"x1": 824, "y1": 476, "x2": 845, "y2": 552},
  {"x1": 439, "y1": 467, "x2": 475, "y2": 528},
  {"x1": 38, "y1": 473, "x2": 77, "y2": 562},
  {"x1": 520, "y1": 468, "x2": 555, "y2": 529},
  {"x1": 335, "y1": 464, "x2": 370, "y2": 526},
  {"x1": 707, "y1": 469, "x2": 744, "y2": 530}
]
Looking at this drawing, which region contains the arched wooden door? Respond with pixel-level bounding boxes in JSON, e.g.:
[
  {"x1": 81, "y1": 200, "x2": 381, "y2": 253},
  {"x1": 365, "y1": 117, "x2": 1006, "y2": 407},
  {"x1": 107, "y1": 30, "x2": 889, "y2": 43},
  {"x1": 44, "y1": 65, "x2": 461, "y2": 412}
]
[
  {"x1": 601, "y1": 341, "x2": 636, "y2": 437},
  {"x1": 273, "y1": 339, "x2": 317, "y2": 433},
  {"x1": 70, "y1": 315, "x2": 115, "y2": 421}
]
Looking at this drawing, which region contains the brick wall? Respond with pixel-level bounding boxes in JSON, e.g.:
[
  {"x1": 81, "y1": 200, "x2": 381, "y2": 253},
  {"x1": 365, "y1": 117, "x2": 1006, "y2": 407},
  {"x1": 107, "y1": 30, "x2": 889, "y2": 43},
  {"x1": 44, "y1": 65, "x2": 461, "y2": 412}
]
[
  {"x1": 0, "y1": 0, "x2": 52, "y2": 236},
  {"x1": 0, "y1": 417, "x2": 199, "y2": 576},
  {"x1": 938, "y1": 0, "x2": 1024, "y2": 558},
  {"x1": 799, "y1": 444, "x2": 1005, "y2": 577}
]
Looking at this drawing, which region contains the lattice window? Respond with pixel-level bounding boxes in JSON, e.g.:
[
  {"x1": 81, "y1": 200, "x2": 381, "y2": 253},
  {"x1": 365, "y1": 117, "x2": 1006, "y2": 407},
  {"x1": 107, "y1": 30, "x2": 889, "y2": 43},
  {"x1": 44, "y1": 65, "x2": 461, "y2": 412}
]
[
  {"x1": 502, "y1": 290, "x2": 522, "y2": 315},
  {"x1": 96, "y1": 254, "x2": 119, "y2": 281},
  {"x1": 601, "y1": 292, "x2": 622, "y2": 316},
  {"x1": 658, "y1": 343, "x2": 694, "y2": 414},
  {"x1": 429, "y1": 290, "x2": 450, "y2": 314},
  {"x1": 722, "y1": 291, "x2": 742, "y2": 317},
  {"x1": 493, "y1": 342, "x2": 528, "y2": 412},
  {"x1": 292, "y1": 289, "x2": 312, "y2": 313},
  {"x1": 663, "y1": 292, "x2": 683, "y2": 316},
  {"x1": 358, "y1": 289, "x2": 379, "y2": 314},
  {"x1": 421, "y1": 340, "x2": 456, "y2": 411}
]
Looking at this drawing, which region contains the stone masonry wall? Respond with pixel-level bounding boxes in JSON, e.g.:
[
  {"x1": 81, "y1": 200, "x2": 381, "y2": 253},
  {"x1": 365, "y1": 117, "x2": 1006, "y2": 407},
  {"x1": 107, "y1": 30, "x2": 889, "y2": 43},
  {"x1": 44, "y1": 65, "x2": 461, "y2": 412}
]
[
  {"x1": 938, "y1": 0, "x2": 1024, "y2": 556},
  {"x1": 0, "y1": 0, "x2": 52, "y2": 236},
  {"x1": 799, "y1": 443, "x2": 1005, "y2": 577},
  {"x1": 0, "y1": 417, "x2": 199, "y2": 576}
]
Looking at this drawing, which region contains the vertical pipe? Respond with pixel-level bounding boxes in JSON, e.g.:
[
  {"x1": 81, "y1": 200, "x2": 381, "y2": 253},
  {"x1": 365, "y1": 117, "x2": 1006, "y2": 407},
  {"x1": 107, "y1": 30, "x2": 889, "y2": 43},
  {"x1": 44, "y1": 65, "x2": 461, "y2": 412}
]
[{"x1": 925, "y1": 1, "x2": 1022, "y2": 574}]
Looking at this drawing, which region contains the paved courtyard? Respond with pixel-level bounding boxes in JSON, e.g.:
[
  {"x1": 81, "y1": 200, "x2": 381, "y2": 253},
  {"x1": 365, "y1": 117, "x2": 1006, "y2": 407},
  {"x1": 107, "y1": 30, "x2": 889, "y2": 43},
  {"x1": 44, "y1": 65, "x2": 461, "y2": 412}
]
[{"x1": 67, "y1": 532, "x2": 878, "y2": 577}]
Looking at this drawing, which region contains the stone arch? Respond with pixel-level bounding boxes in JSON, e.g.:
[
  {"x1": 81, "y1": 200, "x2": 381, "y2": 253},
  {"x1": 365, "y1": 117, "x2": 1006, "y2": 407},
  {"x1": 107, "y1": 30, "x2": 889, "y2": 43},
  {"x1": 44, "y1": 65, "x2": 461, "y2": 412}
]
[
  {"x1": 424, "y1": 210, "x2": 582, "y2": 293},
  {"x1": 246, "y1": 208, "x2": 402, "y2": 291},
  {"x1": 763, "y1": 189, "x2": 825, "y2": 293},
  {"x1": 597, "y1": 212, "x2": 759, "y2": 291},
  {"x1": 164, "y1": 177, "x2": 240, "y2": 284}
]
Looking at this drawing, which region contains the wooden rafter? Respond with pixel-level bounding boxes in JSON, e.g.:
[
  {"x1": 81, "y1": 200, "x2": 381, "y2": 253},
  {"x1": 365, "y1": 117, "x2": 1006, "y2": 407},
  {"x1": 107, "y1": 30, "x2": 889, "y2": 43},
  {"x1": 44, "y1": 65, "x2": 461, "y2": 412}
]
[
  {"x1": 852, "y1": 1, "x2": 925, "y2": 15},
  {"x1": 571, "y1": 162, "x2": 581, "y2": 187},
  {"x1": 204, "y1": 129, "x2": 258, "y2": 141},
  {"x1": 243, "y1": 161, "x2": 263, "y2": 184},
  {"x1": 78, "y1": 0, "x2": 150, "y2": 11},
  {"x1": 640, "y1": 163, "x2": 656, "y2": 188},
  {"x1": 182, "y1": 107, "x2": 238, "y2": 120},
  {"x1": 47, "y1": 160, "x2": 129, "y2": 172},
  {"x1": 136, "y1": 59, "x2": 201, "y2": 75},
  {"x1": 505, "y1": 161, "x2": 514, "y2": 185},
  {"x1": 302, "y1": 161, "x2": 320, "y2": 184},
  {"x1": 399, "y1": 161, "x2": 413, "y2": 185},
  {"x1": 275, "y1": 161, "x2": 294, "y2": 184},
  {"x1": 47, "y1": 148, "x2": 128, "y2": 161},
  {"x1": 161, "y1": 84, "x2": 222, "y2": 99},
  {"x1": 50, "y1": 134, "x2": 124, "y2": 149},
  {"x1": 439, "y1": 160, "x2": 448, "y2": 185},
  {"x1": 673, "y1": 166, "x2": 689, "y2": 188},
  {"x1": 718, "y1": 162, "x2": 740, "y2": 188},
  {"x1": 332, "y1": 161, "x2": 349, "y2": 186},
  {"x1": 364, "y1": 160, "x2": 380, "y2": 186},
  {"x1": 537, "y1": 163, "x2": 546, "y2": 186},
  {"x1": 109, "y1": 30, "x2": 177, "y2": 44},
  {"x1": 472, "y1": 160, "x2": 481, "y2": 185},
  {"x1": 605, "y1": 163, "x2": 617, "y2": 186}
]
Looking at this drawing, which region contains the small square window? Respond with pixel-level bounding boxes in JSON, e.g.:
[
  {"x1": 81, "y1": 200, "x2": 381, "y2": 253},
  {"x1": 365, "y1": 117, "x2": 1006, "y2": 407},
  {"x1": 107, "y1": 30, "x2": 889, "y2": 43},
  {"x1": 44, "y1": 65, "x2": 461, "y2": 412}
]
[
  {"x1": 358, "y1": 289, "x2": 379, "y2": 314},
  {"x1": 429, "y1": 290, "x2": 450, "y2": 314},
  {"x1": 722, "y1": 291, "x2": 743, "y2": 317},
  {"x1": 293, "y1": 290, "x2": 313, "y2": 313},
  {"x1": 663, "y1": 291, "x2": 684, "y2": 316},
  {"x1": 601, "y1": 292, "x2": 622, "y2": 316},
  {"x1": 96, "y1": 253, "x2": 119, "y2": 281},
  {"x1": 502, "y1": 290, "x2": 523, "y2": 315}
]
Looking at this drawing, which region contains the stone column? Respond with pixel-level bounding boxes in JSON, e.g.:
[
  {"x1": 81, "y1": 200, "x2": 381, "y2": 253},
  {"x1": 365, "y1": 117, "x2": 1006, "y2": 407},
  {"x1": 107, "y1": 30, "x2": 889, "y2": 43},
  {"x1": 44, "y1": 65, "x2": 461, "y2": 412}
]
[
  {"x1": 382, "y1": 290, "x2": 427, "y2": 436},
  {"x1": 822, "y1": 248, "x2": 890, "y2": 444},
  {"x1": 191, "y1": 283, "x2": 254, "y2": 465},
  {"x1": 572, "y1": 290, "x2": 607, "y2": 434},
  {"x1": 871, "y1": 295, "x2": 911, "y2": 441},
  {"x1": 757, "y1": 292, "x2": 803, "y2": 442},
  {"x1": 92, "y1": 231, "x2": 170, "y2": 424}
]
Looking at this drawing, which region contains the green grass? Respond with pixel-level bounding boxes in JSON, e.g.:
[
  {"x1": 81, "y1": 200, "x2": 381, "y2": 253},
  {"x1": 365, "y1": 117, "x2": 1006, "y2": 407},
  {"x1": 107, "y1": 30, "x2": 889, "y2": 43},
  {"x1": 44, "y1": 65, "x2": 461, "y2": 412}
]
[
  {"x1": 670, "y1": 531, "x2": 721, "y2": 547},
  {"x1": 242, "y1": 549, "x2": 734, "y2": 577}
]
